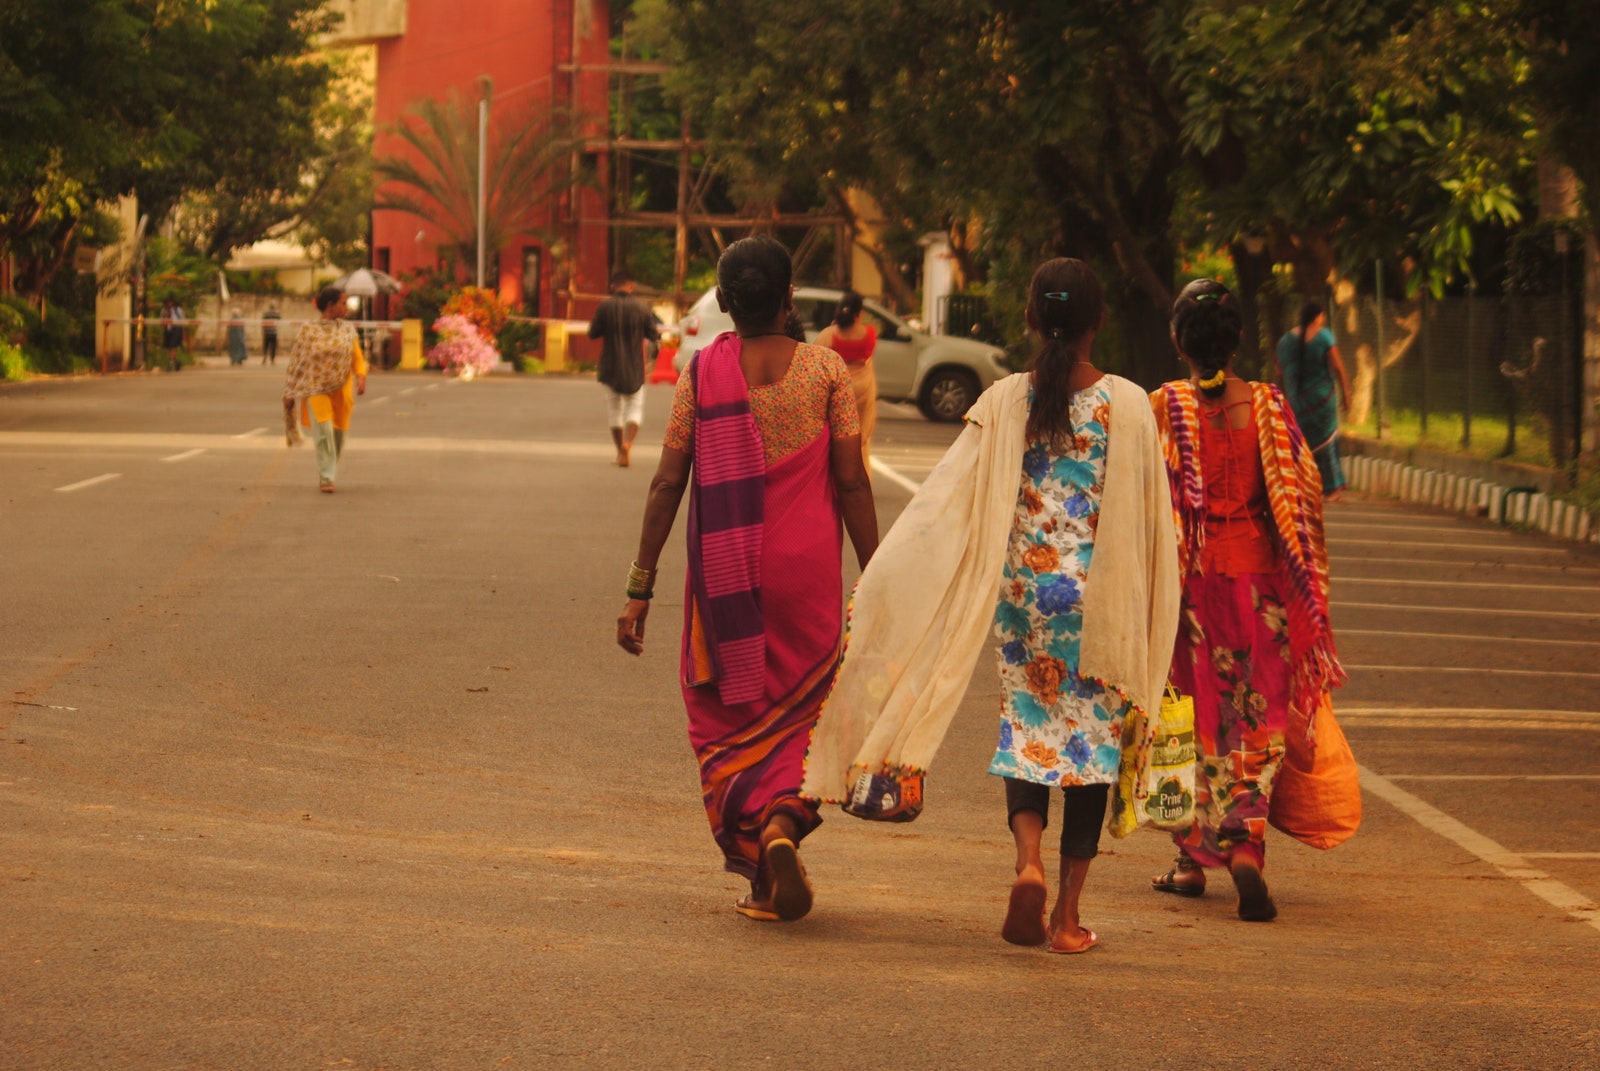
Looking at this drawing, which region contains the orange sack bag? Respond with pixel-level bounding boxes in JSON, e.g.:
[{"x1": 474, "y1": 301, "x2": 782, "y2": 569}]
[{"x1": 1268, "y1": 694, "x2": 1361, "y2": 850}]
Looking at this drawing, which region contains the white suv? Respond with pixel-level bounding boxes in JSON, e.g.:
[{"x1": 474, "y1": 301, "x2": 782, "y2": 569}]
[{"x1": 674, "y1": 285, "x2": 1011, "y2": 422}]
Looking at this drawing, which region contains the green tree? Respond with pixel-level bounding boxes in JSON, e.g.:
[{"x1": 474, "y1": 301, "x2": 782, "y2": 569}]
[
  {"x1": 175, "y1": 50, "x2": 374, "y2": 268},
  {"x1": 660, "y1": 0, "x2": 1550, "y2": 383},
  {"x1": 0, "y1": 0, "x2": 346, "y2": 301}
]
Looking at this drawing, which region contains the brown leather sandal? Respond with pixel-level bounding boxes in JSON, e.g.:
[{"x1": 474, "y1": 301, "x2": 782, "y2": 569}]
[{"x1": 1151, "y1": 855, "x2": 1206, "y2": 897}]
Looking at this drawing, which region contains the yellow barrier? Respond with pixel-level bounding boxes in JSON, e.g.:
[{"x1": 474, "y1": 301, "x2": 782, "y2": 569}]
[
  {"x1": 400, "y1": 319, "x2": 423, "y2": 369},
  {"x1": 544, "y1": 320, "x2": 568, "y2": 372}
]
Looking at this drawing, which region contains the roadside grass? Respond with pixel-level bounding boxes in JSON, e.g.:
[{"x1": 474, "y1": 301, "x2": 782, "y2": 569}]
[
  {"x1": 1349, "y1": 408, "x2": 1556, "y2": 468},
  {"x1": 1349, "y1": 407, "x2": 1600, "y2": 514}
]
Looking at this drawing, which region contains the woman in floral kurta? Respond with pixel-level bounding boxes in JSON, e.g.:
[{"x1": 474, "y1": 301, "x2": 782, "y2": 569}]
[
  {"x1": 990, "y1": 258, "x2": 1142, "y2": 956},
  {"x1": 991, "y1": 381, "x2": 1130, "y2": 791}
]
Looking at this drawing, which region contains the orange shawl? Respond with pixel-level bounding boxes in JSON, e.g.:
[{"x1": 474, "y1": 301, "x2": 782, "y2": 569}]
[{"x1": 1151, "y1": 379, "x2": 1344, "y2": 738}]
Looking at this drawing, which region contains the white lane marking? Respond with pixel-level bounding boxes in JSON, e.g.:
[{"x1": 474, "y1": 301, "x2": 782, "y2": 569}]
[
  {"x1": 398, "y1": 387, "x2": 417, "y2": 395},
  {"x1": 1359, "y1": 766, "x2": 1600, "y2": 933},
  {"x1": 1334, "y1": 600, "x2": 1599, "y2": 620},
  {"x1": 1332, "y1": 556, "x2": 1600, "y2": 576},
  {"x1": 424, "y1": 383, "x2": 441, "y2": 391},
  {"x1": 1350, "y1": 717, "x2": 1600, "y2": 731},
  {"x1": 1340, "y1": 707, "x2": 1600, "y2": 731},
  {"x1": 1327, "y1": 522, "x2": 1503, "y2": 534},
  {"x1": 368, "y1": 396, "x2": 392, "y2": 406},
  {"x1": 231, "y1": 427, "x2": 267, "y2": 439},
  {"x1": 1386, "y1": 774, "x2": 1600, "y2": 781},
  {"x1": 54, "y1": 473, "x2": 121, "y2": 493},
  {"x1": 160, "y1": 448, "x2": 206, "y2": 463},
  {"x1": 869, "y1": 457, "x2": 923, "y2": 495},
  {"x1": 1346, "y1": 663, "x2": 1600, "y2": 680},
  {"x1": 1339, "y1": 628, "x2": 1600, "y2": 649},
  {"x1": 1337, "y1": 576, "x2": 1600, "y2": 594},
  {"x1": 1329, "y1": 538, "x2": 1564, "y2": 555},
  {"x1": 1522, "y1": 853, "x2": 1600, "y2": 860},
  {"x1": 1339, "y1": 707, "x2": 1600, "y2": 721},
  {"x1": 0, "y1": 431, "x2": 653, "y2": 461}
]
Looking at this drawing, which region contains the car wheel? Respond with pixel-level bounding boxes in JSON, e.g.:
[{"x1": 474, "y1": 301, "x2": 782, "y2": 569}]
[{"x1": 917, "y1": 368, "x2": 980, "y2": 422}]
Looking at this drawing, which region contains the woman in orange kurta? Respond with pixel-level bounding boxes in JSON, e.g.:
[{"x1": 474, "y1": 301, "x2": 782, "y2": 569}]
[{"x1": 1149, "y1": 279, "x2": 1342, "y2": 923}]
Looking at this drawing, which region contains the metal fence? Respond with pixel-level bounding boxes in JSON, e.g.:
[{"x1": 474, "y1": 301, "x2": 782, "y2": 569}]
[
  {"x1": 1289, "y1": 287, "x2": 1587, "y2": 470},
  {"x1": 938, "y1": 293, "x2": 1007, "y2": 346}
]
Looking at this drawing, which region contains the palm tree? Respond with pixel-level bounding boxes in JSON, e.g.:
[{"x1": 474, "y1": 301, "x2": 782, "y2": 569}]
[{"x1": 373, "y1": 79, "x2": 588, "y2": 272}]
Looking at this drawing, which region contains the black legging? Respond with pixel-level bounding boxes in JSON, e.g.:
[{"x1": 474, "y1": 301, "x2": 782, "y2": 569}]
[{"x1": 1004, "y1": 778, "x2": 1110, "y2": 860}]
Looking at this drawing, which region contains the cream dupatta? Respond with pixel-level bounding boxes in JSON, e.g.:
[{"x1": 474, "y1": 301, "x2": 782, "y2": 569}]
[{"x1": 802, "y1": 372, "x2": 1179, "y2": 831}]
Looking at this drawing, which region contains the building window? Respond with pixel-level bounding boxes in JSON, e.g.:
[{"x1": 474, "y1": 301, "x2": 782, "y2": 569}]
[{"x1": 522, "y1": 247, "x2": 542, "y2": 317}]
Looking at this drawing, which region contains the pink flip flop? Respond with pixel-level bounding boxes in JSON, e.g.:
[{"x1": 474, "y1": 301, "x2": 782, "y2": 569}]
[{"x1": 1046, "y1": 926, "x2": 1098, "y2": 955}]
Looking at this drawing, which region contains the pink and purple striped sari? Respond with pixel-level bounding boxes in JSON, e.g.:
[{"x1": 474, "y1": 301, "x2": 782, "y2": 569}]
[{"x1": 681, "y1": 334, "x2": 845, "y2": 880}]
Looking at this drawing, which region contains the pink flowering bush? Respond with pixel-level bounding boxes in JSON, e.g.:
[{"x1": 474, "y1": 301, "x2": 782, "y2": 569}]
[{"x1": 429, "y1": 313, "x2": 499, "y2": 377}]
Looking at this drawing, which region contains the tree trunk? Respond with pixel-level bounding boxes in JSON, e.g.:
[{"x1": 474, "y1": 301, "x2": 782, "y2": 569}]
[
  {"x1": 1230, "y1": 242, "x2": 1274, "y2": 381},
  {"x1": 1586, "y1": 229, "x2": 1600, "y2": 454}
]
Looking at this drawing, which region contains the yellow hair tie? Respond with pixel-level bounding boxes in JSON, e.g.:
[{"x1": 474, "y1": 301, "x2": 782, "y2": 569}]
[{"x1": 1199, "y1": 369, "x2": 1227, "y2": 390}]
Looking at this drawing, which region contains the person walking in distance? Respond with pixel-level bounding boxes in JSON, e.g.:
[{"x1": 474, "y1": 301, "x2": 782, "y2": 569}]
[
  {"x1": 261, "y1": 303, "x2": 281, "y2": 365},
  {"x1": 1275, "y1": 299, "x2": 1351, "y2": 500},
  {"x1": 815, "y1": 290, "x2": 878, "y2": 471},
  {"x1": 159, "y1": 298, "x2": 185, "y2": 371},
  {"x1": 282, "y1": 287, "x2": 367, "y2": 493},
  {"x1": 226, "y1": 308, "x2": 249, "y2": 367},
  {"x1": 589, "y1": 274, "x2": 660, "y2": 467}
]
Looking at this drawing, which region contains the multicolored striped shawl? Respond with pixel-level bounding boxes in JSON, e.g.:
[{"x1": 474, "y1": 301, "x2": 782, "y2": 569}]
[
  {"x1": 1153, "y1": 379, "x2": 1345, "y2": 736},
  {"x1": 684, "y1": 334, "x2": 767, "y2": 705}
]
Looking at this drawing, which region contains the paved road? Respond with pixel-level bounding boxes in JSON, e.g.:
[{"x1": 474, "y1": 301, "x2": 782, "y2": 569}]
[{"x1": 3, "y1": 365, "x2": 1598, "y2": 1069}]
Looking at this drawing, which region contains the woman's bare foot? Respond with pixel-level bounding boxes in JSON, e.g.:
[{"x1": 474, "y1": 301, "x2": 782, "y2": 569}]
[
  {"x1": 733, "y1": 880, "x2": 779, "y2": 921},
  {"x1": 1046, "y1": 922, "x2": 1098, "y2": 954},
  {"x1": 760, "y1": 815, "x2": 812, "y2": 921},
  {"x1": 1001, "y1": 863, "x2": 1049, "y2": 946}
]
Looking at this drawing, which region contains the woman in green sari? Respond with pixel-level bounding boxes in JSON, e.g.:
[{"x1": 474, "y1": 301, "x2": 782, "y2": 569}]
[{"x1": 1275, "y1": 300, "x2": 1351, "y2": 499}]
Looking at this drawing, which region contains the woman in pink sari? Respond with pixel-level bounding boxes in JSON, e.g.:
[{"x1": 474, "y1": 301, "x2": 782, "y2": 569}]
[{"x1": 617, "y1": 236, "x2": 879, "y2": 922}]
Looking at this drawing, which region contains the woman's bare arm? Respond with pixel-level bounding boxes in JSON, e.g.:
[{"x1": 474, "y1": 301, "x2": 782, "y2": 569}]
[
  {"x1": 617, "y1": 446, "x2": 691, "y2": 655},
  {"x1": 830, "y1": 436, "x2": 879, "y2": 569}
]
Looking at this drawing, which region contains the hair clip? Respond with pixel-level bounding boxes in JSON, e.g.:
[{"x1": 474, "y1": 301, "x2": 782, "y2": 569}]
[
  {"x1": 1194, "y1": 292, "x2": 1220, "y2": 302},
  {"x1": 1043, "y1": 291, "x2": 1070, "y2": 302}
]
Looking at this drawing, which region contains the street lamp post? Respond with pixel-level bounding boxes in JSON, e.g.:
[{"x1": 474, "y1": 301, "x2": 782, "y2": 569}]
[{"x1": 476, "y1": 98, "x2": 488, "y2": 290}]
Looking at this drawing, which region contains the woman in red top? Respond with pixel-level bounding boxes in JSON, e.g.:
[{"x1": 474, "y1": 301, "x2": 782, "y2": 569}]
[
  {"x1": 816, "y1": 290, "x2": 878, "y2": 471},
  {"x1": 1147, "y1": 279, "x2": 1342, "y2": 923}
]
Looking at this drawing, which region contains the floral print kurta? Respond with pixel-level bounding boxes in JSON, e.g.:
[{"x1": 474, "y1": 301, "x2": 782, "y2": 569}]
[{"x1": 989, "y1": 380, "x2": 1131, "y2": 787}]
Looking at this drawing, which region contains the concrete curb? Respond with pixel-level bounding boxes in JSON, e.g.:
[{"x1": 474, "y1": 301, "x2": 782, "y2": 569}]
[{"x1": 1344, "y1": 454, "x2": 1598, "y2": 543}]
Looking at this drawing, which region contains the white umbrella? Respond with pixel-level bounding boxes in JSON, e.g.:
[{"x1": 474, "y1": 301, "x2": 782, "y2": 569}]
[{"x1": 331, "y1": 268, "x2": 403, "y2": 297}]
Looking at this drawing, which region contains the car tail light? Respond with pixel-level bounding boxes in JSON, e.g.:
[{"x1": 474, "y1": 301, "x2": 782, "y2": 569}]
[{"x1": 683, "y1": 315, "x2": 699, "y2": 336}]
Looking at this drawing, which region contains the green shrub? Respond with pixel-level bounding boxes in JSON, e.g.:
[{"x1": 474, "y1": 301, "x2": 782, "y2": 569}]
[
  {"x1": 0, "y1": 340, "x2": 28, "y2": 380},
  {"x1": 398, "y1": 265, "x2": 456, "y2": 347},
  {"x1": 0, "y1": 294, "x2": 86, "y2": 373},
  {"x1": 497, "y1": 319, "x2": 544, "y2": 371}
]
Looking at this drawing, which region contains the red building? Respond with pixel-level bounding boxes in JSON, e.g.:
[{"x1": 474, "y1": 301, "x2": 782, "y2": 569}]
[{"x1": 342, "y1": 1, "x2": 613, "y2": 322}]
